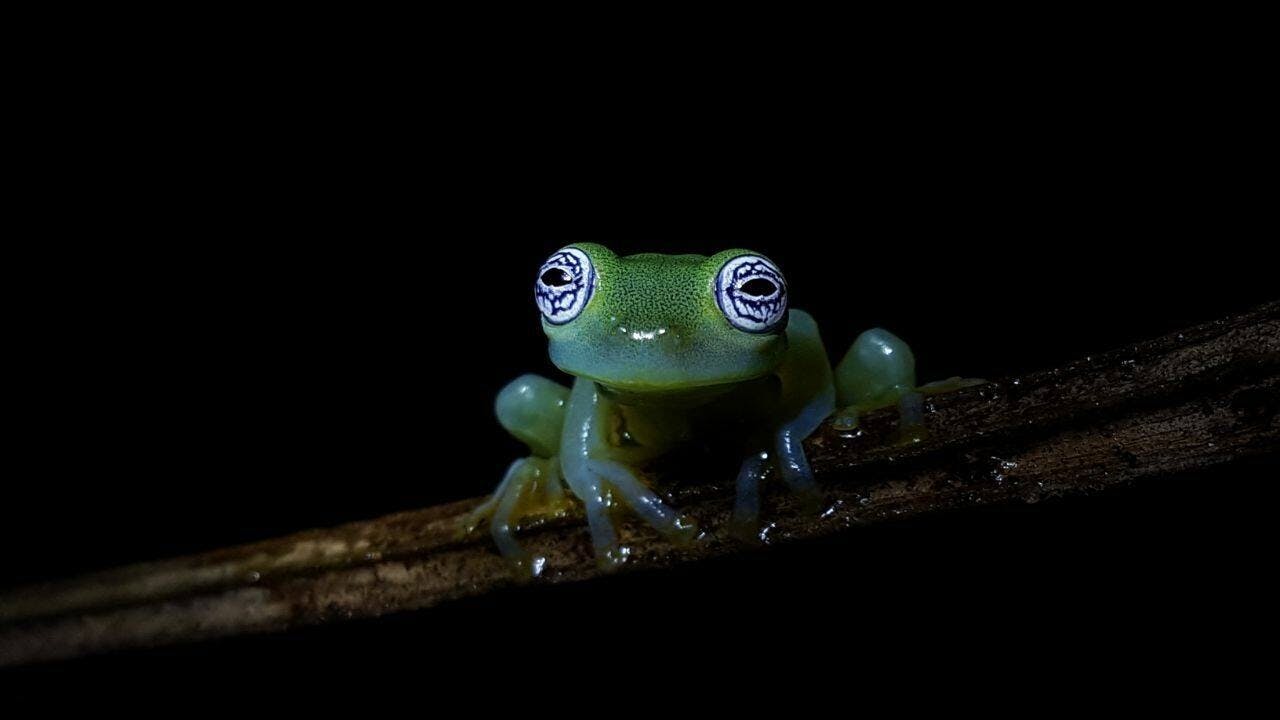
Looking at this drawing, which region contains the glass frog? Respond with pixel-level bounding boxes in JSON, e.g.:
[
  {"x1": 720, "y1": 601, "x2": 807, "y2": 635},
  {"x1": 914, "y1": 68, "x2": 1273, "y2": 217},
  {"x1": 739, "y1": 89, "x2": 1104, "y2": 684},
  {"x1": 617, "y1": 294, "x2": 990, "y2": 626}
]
[{"x1": 467, "y1": 244, "x2": 956, "y2": 574}]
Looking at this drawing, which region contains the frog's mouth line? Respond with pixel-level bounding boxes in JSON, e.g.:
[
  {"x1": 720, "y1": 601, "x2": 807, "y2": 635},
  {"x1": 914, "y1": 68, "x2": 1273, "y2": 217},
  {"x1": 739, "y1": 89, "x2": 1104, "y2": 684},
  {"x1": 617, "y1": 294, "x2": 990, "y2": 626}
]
[{"x1": 580, "y1": 369, "x2": 773, "y2": 396}]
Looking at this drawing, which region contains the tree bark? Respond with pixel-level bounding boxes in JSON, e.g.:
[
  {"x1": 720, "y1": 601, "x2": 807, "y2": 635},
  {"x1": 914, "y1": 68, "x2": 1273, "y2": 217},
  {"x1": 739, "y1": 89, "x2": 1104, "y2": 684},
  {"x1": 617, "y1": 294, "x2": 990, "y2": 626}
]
[{"x1": 2, "y1": 301, "x2": 1276, "y2": 667}]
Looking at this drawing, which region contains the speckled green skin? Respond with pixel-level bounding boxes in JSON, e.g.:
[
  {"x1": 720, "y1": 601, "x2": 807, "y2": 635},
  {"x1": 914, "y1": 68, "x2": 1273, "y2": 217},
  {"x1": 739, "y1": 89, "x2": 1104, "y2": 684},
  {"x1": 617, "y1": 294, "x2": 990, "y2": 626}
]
[{"x1": 468, "y1": 244, "x2": 922, "y2": 574}]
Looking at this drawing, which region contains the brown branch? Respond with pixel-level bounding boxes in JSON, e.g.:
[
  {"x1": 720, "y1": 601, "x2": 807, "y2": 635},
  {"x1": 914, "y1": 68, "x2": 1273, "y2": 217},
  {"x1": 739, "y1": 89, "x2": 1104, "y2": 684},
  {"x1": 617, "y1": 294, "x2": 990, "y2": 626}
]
[{"x1": 2, "y1": 302, "x2": 1277, "y2": 666}]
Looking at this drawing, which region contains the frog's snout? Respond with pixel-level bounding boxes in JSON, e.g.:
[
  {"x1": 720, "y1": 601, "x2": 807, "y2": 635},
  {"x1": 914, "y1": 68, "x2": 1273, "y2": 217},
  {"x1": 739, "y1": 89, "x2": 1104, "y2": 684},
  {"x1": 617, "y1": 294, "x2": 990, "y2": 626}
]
[{"x1": 612, "y1": 320, "x2": 688, "y2": 348}]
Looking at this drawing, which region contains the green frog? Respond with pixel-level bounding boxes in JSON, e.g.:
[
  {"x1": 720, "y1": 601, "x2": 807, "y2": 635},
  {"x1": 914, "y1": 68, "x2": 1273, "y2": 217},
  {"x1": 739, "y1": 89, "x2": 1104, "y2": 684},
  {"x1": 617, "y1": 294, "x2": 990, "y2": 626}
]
[{"x1": 467, "y1": 244, "x2": 935, "y2": 575}]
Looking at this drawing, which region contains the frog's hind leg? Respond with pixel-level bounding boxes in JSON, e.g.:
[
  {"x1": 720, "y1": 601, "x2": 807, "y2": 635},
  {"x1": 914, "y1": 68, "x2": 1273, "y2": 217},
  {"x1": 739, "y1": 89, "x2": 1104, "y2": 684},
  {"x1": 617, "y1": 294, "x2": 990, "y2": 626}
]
[
  {"x1": 834, "y1": 328, "x2": 917, "y2": 413},
  {"x1": 833, "y1": 329, "x2": 986, "y2": 440},
  {"x1": 467, "y1": 374, "x2": 575, "y2": 575},
  {"x1": 831, "y1": 328, "x2": 921, "y2": 438}
]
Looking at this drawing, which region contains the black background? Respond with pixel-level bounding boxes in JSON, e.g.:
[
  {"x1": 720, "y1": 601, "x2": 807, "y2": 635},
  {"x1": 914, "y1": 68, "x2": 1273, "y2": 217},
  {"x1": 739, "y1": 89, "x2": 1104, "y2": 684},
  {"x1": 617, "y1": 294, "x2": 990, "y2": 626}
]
[{"x1": 3, "y1": 42, "x2": 1277, "y2": 684}]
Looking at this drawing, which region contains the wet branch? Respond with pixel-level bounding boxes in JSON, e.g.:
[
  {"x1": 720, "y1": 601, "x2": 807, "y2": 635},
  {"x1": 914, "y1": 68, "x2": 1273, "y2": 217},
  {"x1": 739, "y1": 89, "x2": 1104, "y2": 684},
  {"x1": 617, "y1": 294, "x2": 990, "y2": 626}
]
[{"x1": 2, "y1": 302, "x2": 1277, "y2": 666}]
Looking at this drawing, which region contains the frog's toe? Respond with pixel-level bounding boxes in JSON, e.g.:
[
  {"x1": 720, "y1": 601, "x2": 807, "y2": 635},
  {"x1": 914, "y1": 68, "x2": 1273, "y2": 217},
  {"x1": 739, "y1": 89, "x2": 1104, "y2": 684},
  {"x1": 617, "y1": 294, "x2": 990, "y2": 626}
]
[
  {"x1": 489, "y1": 471, "x2": 538, "y2": 575},
  {"x1": 581, "y1": 492, "x2": 625, "y2": 570},
  {"x1": 470, "y1": 457, "x2": 572, "y2": 578},
  {"x1": 462, "y1": 496, "x2": 498, "y2": 537},
  {"x1": 830, "y1": 408, "x2": 862, "y2": 432},
  {"x1": 588, "y1": 459, "x2": 698, "y2": 546},
  {"x1": 728, "y1": 451, "x2": 771, "y2": 542}
]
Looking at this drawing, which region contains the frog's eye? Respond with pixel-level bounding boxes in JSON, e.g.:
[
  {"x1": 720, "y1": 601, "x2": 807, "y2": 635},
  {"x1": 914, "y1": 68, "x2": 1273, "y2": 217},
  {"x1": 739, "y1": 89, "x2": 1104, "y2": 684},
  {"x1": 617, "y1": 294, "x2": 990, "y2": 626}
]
[
  {"x1": 536, "y1": 247, "x2": 596, "y2": 324},
  {"x1": 715, "y1": 254, "x2": 788, "y2": 333}
]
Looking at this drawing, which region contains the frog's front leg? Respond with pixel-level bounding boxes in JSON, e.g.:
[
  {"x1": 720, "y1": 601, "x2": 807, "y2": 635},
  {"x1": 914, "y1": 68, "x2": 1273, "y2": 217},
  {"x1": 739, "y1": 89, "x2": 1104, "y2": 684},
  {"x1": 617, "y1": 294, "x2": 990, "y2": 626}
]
[
  {"x1": 466, "y1": 374, "x2": 575, "y2": 575},
  {"x1": 731, "y1": 310, "x2": 835, "y2": 535},
  {"x1": 560, "y1": 377, "x2": 698, "y2": 568}
]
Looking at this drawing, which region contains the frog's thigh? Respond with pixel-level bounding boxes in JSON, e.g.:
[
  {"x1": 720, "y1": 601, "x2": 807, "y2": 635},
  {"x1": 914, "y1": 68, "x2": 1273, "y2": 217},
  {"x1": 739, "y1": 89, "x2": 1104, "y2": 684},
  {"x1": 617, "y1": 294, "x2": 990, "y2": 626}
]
[
  {"x1": 834, "y1": 328, "x2": 917, "y2": 410},
  {"x1": 469, "y1": 374, "x2": 572, "y2": 573},
  {"x1": 495, "y1": 373, "x2": 570, "y2": 457}
]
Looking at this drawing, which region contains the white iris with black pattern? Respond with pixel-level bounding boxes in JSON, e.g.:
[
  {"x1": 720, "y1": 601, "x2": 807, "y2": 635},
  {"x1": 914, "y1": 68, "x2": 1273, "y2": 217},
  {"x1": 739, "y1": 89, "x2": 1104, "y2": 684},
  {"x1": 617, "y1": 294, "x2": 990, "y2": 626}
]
[
  {"x1": 535, "y1": 247, "x2": 596, "y2": 324},
  {"x1": 715, "y1": 254, "x2": 788, "y2": 333}
]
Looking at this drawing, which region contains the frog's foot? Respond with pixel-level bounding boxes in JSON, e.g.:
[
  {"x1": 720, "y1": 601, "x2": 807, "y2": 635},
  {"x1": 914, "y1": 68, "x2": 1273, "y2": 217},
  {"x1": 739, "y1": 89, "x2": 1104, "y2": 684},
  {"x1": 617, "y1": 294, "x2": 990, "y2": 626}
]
[
  {"x1": 729, "y1": 423, "x2": 827, "y2": 542},
  {"x1": 832, "y1": 392, "x2": 929, "y2": 443},
  {"x1": 465, "y1": 456, "x2": 574, "y2": 577},
  {"x1": 728, "y1": 451, "x2": 773, "y2": 541},
  {"x1": 564, "y1": 459, "x2": 698, "y2": 570},
  {"x1": 891, "y1": 378, "x2": 984, "y2": 443}
]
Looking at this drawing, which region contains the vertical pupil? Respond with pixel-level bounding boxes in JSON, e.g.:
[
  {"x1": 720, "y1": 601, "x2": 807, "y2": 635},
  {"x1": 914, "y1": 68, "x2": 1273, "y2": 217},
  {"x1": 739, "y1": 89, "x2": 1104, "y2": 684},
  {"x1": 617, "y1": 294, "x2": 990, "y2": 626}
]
[
  {"x1": 541, "y1": 268, "x2": 572, "y2": 287},
  {"x1": 741, "y1": 278, "x2": 777, "y2": 297}
]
